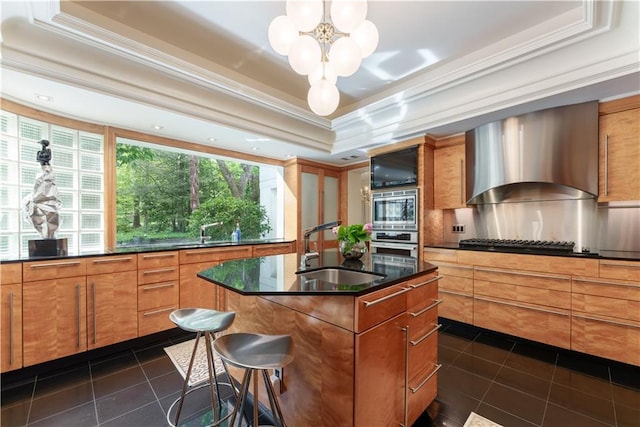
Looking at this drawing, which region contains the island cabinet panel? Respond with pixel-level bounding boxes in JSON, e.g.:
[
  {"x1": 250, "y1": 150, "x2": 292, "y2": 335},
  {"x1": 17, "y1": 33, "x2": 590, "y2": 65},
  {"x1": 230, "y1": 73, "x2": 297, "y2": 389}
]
[
  {"x1": 571, "y1": 276, "x2": 640, "y2": 365},
  {"x1": 137, "y1": 252, "x2": 179, "y2": 336},
  {"x1": 1, "y1": 284, "x2": 22, "y2": 372},
  {"x1": 429, "y1": 261, "x2": 473, "y2": 324},
  {"x1": 23, "y1": 276, "x2": 87, "y2": 366},
  {"x1": 179, "y1": 261, "x2": 218, "y2": 310},
  {"x1": 355, "y1": 283, "x2": 408, "y2": 332}
]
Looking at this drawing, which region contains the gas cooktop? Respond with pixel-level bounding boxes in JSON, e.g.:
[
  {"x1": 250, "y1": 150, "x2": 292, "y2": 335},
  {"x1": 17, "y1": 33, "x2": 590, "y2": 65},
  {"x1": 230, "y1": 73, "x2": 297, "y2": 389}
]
[{"x1": 459, "y1": 238, "x2": 575, "y2": 253}]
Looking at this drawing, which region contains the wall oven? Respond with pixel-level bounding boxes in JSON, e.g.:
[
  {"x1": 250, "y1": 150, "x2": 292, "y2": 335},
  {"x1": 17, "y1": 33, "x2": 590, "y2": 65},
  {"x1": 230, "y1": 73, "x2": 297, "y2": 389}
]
[{"x1": 372, "y1": 188, "x2": 418, "y2": 230}]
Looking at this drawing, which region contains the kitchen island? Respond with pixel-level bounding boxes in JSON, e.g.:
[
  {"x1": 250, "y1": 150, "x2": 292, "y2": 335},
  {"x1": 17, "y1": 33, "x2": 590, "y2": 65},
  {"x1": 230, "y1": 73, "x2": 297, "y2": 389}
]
[{"x1": 198, "y1": 251, "x2": 440, "y2": 427}]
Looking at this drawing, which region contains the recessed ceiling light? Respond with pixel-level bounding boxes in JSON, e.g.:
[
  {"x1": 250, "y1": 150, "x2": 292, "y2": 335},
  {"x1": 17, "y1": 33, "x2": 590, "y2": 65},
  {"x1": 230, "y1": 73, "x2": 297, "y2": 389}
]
[
  {"x1": 208, "y1": 137, "x2": 216, "y2": 142},
  {"x1": 152, "y1": 124, "x2": 164, "y2": 130},
  {"x1": 251, "y1": 147, "x2": 258, "y2": 151},
  {"x1": 35, "y1": 94, "x2": 53, "y2": 102}
]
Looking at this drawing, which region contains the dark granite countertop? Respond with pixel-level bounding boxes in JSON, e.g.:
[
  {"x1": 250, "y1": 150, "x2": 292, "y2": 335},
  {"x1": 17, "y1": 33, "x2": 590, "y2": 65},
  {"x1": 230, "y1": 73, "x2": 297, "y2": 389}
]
[
  {"x1": 197, "y1": 251, "x2": 437, "y2": 296},
  {"x1": 0, "y1": 239, "x2": 292, "y2": 263},
  {"x1": 424, "y1": 244, "x2": 640, "y2": 261}
]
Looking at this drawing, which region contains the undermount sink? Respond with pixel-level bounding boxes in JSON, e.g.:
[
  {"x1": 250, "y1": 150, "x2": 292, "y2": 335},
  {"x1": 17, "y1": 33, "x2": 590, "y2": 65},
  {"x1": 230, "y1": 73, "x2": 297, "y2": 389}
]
[{"x1": 297, "y1": 268, "x2": 384, "y2": 285}]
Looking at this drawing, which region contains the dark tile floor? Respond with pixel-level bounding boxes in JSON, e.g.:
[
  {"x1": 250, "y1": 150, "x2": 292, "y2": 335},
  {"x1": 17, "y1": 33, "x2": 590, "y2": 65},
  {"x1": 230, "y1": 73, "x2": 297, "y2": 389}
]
[{"x1": 2, "y1": 320, "x2": 639, "y2": 427}]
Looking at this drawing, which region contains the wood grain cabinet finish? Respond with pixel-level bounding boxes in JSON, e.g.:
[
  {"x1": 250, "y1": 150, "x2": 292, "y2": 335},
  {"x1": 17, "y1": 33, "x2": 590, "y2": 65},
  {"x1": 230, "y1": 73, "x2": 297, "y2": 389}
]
[
  {"x1": 598, "y1": 108, "x2": 640, "y2": 202},
  {"x1": 86, "y1": 256, "x2": 138, "y2": 350},
  {"x1": 0, "y1": 263, "x2": 22, "y2": 285},
  {"x1": 429, "y1": 261, "x2": 473, "y2": 324},
  {"x1": 599, "y1": 259, "x2": 640, "y2": 281},
  {"x1": 434, "y1": 143, "x2": 466, "y2": 209},
  {"x1": 251, "y1": 242, "x2": 295, "y2": 257},
  {"x1": 572, "y1": 275, "x2": 640, "y2": 365},
  {"x1": 1, "y1": 284, "x2": 22, "y2": 372},
  {"x1": 137, "y1": 252, "x2": 179, "y2": 336}
]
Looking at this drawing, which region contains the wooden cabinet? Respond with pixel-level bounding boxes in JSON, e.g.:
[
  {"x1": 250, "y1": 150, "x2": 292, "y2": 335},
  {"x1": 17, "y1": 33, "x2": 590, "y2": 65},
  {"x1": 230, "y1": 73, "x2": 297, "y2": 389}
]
[
  {"x1": 572, "y1": 271, "x2": 640, "y2": 366},
  {"x1": 598, "y1": 108, "x2": 640, "y2": 202},
  {"x1": 434, "y1": 142, "x2": 466, "y2": 209},
  {"x1": 137, "y1": 251, "x2": 179, "y2": 336},
  {"x1": 431, "y1": 261, "x2": 473, "y2": 324},
  {"x1": 252, "y1": 242, "x2": 295, "y2": 257},
  {"x1": 86, "y1": 256, "x2": 138, "y2": 350},
  {"x1": 1, "y1": 263, "x2": 22, "y2": 372}
]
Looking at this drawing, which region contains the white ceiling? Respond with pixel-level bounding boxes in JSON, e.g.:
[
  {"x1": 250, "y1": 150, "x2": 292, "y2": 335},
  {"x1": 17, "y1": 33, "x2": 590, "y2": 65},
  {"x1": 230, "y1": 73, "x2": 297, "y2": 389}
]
[{"x1": 1, "y1": 0, "x2": 638, "y2": 165}]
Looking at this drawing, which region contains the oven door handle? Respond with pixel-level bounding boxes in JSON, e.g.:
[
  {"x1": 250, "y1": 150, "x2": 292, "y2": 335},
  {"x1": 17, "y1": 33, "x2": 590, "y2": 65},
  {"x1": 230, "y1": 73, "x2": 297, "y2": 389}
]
[{"x1": 371, "y1": 242, "x2": 418, "y2": 250}]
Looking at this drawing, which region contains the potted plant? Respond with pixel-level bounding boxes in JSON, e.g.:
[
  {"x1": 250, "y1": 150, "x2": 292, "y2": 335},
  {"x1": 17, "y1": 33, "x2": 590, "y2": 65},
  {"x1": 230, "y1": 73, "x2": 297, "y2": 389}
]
[{"x1": 332, "y1": 223, "x2": 373, "y2": 260}]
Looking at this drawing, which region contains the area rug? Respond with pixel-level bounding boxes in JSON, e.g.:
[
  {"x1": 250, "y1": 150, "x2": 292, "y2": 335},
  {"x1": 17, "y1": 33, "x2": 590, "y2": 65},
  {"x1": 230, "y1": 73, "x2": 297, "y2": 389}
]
[
  {"x1": 164, "y1": 337, "x2": 226, "y2": 387},
  {"x1": 463, "y1": 412, "x2": 503, "y2": 427}
]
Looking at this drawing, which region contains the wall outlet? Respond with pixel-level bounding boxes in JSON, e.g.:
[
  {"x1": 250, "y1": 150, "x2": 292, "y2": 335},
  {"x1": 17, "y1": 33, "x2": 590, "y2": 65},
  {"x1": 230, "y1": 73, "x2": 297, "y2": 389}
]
[{"x1": 452, "y1": 224, "x2": 466, "y2": 233}]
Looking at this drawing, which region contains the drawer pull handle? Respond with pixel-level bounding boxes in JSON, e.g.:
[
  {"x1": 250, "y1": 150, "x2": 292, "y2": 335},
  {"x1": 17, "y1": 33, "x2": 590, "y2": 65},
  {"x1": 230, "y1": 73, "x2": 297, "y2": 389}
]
[
  {"x1": 403, "y1": 325, "x2": 409, "y2": 427},
  {"x1": 30, "y1": 261, "x2": 81, "y2": 269},
  {"x1": 604, "y1": 133, "x2": 609, "y2": 196},
  {"x1": 409, "y1": 275, "x2": 442, "y2": 289},
  {"x1": 475, "y1": 267, "x2": 569, "y2": 281},
  {"x1": 91, "y1": 257, "x2": 134, "y2": 264},
  {"x1": 142, "y1": 253, "x2": 176, "y2": 259},
  {"x1": 143, "y1": 306, "x2": 176, "y2": 317},
  {"x1": 142, "y1": 283, "x2": 175, "y2": 291},
  {"x1": 363, "y1": 287, "x2": 411, "y2": 307},
  {"x1": 77, "y1": 284, "x2": 82, "y2": 348},
  {"x1": 573, "y1": 277, "x2": 640, "y2": 288},
  {"x1": 9, "y1": 292, "x2": 14, "y2": 365},
  {"x1": 572, "y1": 313, "x2": 639, "y2": 329},
  {"x1": 409, "y1": 300, "x2": 442, "y2": 318},
  {"x1": 600, "y1": 261, "x2": 640, "y2": 270},
  {"x1": 439, "y1": 289, "x2": 471, "y2": 297},
  {"x1": 411, "y1": 323, "x2": 442, "y2": 346},
  {"x1": 92, "y1": 282, "x2": 97, "y2": 344},
  {"x1": 142, "y1": 268, "x2": 176, "y2": 275},
  {"x1": 475, "y1": 296, "x2": 569, "y2": 316},
  {"x1": 410, "y1": 364, "x2": 442, "y2": 394}
]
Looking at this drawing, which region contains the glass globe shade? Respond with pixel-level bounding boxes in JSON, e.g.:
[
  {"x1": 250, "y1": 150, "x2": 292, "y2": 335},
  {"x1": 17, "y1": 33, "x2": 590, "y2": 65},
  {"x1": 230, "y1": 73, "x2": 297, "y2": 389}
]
[
  {"x1": 330, "y1": 0, "x2": 367, "y2": 33},
  {"x1": 329, "y1": 37, "x2": 362, "y2": 77},
  {"x1": 288, "y1": 35, "x2": 322, "y2": 75},
  {"x1": 268, "y1": 15, "x2": 298, "y2": 55},
  {"x1": 286, "y1": 0, "x2": 323, "y2": 32},
  {"x1": 308, "y1": 61, "x2": 338, "y2": 86},
  {"x1": 351, "y1": 20, "x2": 378, "y2": 58},
  {"x1": 307, "y1": 79, "x2": 340, "y2": 116}
]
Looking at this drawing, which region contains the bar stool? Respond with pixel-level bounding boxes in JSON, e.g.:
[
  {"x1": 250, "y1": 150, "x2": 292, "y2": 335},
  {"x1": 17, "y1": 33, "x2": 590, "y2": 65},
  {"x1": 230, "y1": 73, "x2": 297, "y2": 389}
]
[
  {"x1": 166, "y1": 308, "x2": 236, "y2": 427},
  {"x1": 214, "y1": 333, "x2": 294, "y2": 427}
]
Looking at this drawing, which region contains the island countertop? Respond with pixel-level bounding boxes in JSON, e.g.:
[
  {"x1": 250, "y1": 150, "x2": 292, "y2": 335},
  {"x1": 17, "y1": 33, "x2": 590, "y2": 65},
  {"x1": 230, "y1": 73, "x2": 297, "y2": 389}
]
[{"x1": 197, "y1": 251, "x2": 437, "y2": 296}]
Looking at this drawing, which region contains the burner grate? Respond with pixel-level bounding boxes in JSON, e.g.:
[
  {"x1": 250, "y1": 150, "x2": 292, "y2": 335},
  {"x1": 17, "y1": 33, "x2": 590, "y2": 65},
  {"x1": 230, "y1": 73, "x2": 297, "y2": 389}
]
[{"x1": 459, "y1": 238, "x2": 575, "y2": 253}]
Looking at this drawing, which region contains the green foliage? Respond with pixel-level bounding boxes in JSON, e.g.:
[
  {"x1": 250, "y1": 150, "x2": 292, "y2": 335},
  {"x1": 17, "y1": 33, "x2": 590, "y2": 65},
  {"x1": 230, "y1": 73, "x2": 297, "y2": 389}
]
[
  {"x1": 335, "y1": 223, "x2": 373, "y2": 243},
  {"x1": 188, "y1": 196, "x2": 271, "y2": 240}
]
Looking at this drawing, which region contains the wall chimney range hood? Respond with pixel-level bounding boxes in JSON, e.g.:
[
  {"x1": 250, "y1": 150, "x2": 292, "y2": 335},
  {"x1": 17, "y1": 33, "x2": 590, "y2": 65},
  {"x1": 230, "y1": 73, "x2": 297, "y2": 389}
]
[{"x1": 465, "y1": 101, "x2": 599, "y2": 204}]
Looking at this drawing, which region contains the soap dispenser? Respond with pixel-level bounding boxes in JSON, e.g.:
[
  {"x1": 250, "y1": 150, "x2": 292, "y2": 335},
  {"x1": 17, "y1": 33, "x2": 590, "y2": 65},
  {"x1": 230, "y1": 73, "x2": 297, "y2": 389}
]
[{"x1": 235, "y1": 222, "x2": 241, "y2": 241}]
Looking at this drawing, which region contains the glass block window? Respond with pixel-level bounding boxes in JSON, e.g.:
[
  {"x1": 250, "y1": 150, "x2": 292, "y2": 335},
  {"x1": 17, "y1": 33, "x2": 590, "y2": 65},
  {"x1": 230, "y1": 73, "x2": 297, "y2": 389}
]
[{"x1": 0, "y1": 111, "x2": 104, "y2": 259}]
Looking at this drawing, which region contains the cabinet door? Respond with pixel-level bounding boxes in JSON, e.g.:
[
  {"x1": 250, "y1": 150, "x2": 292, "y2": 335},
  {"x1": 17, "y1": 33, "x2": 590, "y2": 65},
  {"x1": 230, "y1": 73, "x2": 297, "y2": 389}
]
[
  {"x1": 434, "y1": 144, "x2": 466, "y2": 209},
  {"x1": 179, "y1": 262, "x2": 218, "y2": 310},
  {"x1": 87, "y1": 270, "x2": 138, "y2": 350},
  {"x1": 354, "y1": 312, "x2": 405, "y2": 427},
  {"x1": 23, "y1": 277, "x2": 87, "y2": 366},
  {"x1": 599, "y1": 108, "x2": 640, "y2": 201},
  {"x1": 1, "y1": 284, "x2": 22, "y2": 372}
]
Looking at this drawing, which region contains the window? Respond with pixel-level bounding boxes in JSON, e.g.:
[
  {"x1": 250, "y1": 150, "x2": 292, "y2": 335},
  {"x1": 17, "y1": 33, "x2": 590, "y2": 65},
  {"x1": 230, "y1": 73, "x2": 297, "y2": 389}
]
[
  {"x1": 0, "y1": 110, "x2": 104, "y2": 258},
  {"x1": 115, "y1": 137, "x2": 284, "y2": 246}
]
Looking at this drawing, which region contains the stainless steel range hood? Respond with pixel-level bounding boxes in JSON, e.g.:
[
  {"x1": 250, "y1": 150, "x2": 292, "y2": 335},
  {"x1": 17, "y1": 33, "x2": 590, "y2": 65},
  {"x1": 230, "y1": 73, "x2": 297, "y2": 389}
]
[{"x1": 465, "y1": 101, "x2": 599, "y2": 204}]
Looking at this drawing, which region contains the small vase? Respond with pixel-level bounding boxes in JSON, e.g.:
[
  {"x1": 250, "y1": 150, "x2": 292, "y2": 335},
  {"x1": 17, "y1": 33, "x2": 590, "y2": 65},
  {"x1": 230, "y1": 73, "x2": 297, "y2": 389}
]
[{"x1": 340, "y1": 240, "x2": 367, "y2": 260}]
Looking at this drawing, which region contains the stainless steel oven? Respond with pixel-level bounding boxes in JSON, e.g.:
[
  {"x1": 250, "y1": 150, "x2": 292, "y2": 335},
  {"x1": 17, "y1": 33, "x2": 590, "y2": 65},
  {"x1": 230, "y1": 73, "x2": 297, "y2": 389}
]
[
  {"x1": 370, "y1": 232, "x2": 419, "y2": 258},
  {"x1": 372, "y1": 188, "x2": 418, "y2": 231}
]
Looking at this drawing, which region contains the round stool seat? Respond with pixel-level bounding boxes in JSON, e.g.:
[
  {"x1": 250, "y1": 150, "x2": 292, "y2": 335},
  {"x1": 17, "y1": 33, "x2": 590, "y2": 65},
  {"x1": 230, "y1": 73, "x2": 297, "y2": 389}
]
[
  {"x1": 170, "y1": 308, "x2": 235, "y2": 333},
  {"x1": 214, "y1": 333, "x2": 294, "y2": 370}
]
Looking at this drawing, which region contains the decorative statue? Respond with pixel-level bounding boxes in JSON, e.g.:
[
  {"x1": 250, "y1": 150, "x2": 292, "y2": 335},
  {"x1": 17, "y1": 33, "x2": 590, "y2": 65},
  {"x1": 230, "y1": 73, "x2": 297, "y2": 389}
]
[{"x1": 23, "y1": 139, "x2": 62, "y2": 239}]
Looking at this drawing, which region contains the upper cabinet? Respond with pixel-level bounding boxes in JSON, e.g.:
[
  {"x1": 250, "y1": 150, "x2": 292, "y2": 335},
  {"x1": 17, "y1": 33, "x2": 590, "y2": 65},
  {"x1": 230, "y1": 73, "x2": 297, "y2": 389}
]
[
  {"x1": 434, "y1": 137, "x2": 466, "y2": 210},
  {"x1": 598, "y1": 104, "x2": 640, "y2": 202}
]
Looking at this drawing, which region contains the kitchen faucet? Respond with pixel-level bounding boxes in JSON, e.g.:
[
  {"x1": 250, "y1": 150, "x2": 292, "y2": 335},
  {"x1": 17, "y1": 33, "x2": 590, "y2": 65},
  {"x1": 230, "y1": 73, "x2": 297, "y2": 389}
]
[
  {"x1": 299, "y1": 220, "x2": 342, "y2": 269},
  {"x1": 200, "y1": 221, "x2": 223, "y2": 243}
]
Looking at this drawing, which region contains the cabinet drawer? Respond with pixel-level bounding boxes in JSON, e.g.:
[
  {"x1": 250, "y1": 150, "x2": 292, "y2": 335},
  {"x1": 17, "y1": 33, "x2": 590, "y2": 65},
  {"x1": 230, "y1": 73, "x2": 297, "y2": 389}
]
[
  {"x1": 408, "y1": 323, "x2": 439, "y2": 381},
  {"x1": 179, "y1": 246, "x2": 252, "y2": 264},
  {"x1": 599, "y1": 260, "x2": 640, "y2": 281},
  {"x1": 407, "y1": 363, "x2": 440, "y2": 427},
  {"x1": 138, "y1": 266, "x2": 179, "y2": 285},
  {"x1": 137, "y1": 251, "x2": 178, "y2": 269},
  {"x1": 0, "y1": 263, "x2": 21, "y2": 285},
  {"x1": 573, "y1": 277, "x2": 640, "y2": 300},
  {"x1": 252, "y1": 243, "x2": 294, "y2": 257},
  {"x1": 475, "y1": 280, "x2": 571, "y2": 310},
  {"x1": 23, "y1": 259, "x2": 86, "y2": 282},
  {"x1": 433, "y1": 262, "x2": 473, "y2": 279},
  {"x1": 572, "y1": 293, "x2": 639, "y2": 322},
  {"x1": 571, "y1": 314, "x2": 640, "y2": 366},
  {"x1": 474, "y1": 267, "x2": 571, "y2": 292},
  {"x1": 423, "y1": 248, "x2": 457, "y2": 263},
  {"x1": 438, "y1": 290, "x2": 474, "y2": 324},
  {"x1": 355, "y1": 284, "x2": 408, "y2": 332},
  {"x1": 474, "y1": 296, "x2": 570, "y2": 349},
  {"x1": 440, "y1": 274, "x2": 473, "y2": 294},
  {"x1": 138, "y1": 305, "x2": 178, "y2": 336},
  {"x1": 407, "y1": 299, "x2": 440, "y2": 342},
  {"x1": 406, "y1": 273, "x2": 440, "y2": 310},
  {"x1": 86, "y1": 255, "x2": 137, "y2": 274},
  {"x1": 459, "y1": 251, "x2": 599, "y2": 276},
  {"x1": 138, "y1": 281, "x2": 179, "y2": 311}
]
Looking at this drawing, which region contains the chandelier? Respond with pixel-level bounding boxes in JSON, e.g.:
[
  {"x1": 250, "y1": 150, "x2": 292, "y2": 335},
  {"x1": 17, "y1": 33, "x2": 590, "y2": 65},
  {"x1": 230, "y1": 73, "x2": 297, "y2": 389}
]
[{"x1": 268, "y1": 0, "x2": 379, "y2": 116}]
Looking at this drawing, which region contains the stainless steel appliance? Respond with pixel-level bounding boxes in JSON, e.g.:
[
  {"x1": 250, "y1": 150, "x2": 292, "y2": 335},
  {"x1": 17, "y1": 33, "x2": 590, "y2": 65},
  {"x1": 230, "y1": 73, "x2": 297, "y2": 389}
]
[
  {"x1": 371, "y1": 188, "x2": 419, "y2": 257},
  {"x1": 459, "y1": 238, "x2": 576, "y2": 254}
]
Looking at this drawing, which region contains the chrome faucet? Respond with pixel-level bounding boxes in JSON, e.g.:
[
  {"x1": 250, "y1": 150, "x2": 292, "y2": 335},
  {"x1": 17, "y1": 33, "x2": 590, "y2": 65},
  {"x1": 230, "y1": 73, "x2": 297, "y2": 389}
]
[
  {"x1": 300, "y1": 220, "x2": 341, "y2": 269},
  {"x1": 200, "y1": 221, "x2": 223, "y2": 243}
]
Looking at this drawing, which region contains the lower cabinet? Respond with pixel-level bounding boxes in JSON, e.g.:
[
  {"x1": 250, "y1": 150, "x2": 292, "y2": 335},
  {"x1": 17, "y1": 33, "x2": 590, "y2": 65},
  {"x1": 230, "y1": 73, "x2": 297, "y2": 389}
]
[
  {"x1": 137, "y1": 251, "x2": 180, "y2": 336},
  {"x1": 23, "y1": 276, "x2": 87, "y2": 366},
  {"x1": 1, "y1": 283, "x2": 22, "y2": 372},
  {"x1": 431, "y1": 261, "x2": 473, "y2": 324}
]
